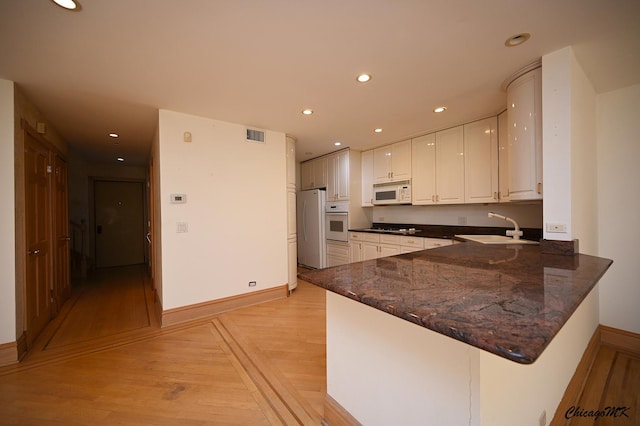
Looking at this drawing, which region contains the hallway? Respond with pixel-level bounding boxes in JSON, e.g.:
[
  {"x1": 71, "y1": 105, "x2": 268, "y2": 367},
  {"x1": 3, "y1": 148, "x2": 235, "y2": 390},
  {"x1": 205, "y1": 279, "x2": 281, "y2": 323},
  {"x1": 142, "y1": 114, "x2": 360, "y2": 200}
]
[{"x1": 0, "y1": 267, "x2": 327, "y2": 425}]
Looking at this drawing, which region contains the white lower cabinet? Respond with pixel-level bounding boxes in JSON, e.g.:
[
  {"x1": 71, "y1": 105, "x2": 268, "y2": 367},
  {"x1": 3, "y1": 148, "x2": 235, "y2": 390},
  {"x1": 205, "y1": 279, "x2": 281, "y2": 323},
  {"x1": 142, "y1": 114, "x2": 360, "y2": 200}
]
[
  {"x1": 423, "y1": 238, "x2": 453, "y2": 250},
  {"x1": 350, "y1": 232, "x2": 451, "y2": 262},
  {"x1": 326, "y1": 241, "x2": 351, "y2": 267}
]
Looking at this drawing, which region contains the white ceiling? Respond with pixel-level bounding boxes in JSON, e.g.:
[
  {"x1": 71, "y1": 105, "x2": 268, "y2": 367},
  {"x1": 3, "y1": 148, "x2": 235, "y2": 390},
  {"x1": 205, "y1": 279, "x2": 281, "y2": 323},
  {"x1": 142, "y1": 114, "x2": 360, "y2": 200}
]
[{"x1": 1, "y1": 0, "x2": 639, "y2": 166}]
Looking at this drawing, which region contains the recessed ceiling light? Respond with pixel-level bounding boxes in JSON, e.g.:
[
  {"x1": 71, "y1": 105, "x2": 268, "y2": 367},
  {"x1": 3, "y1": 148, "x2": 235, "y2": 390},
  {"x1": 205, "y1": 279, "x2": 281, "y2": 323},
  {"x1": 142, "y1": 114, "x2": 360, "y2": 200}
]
[
  {"x1": 116, "y1": 157, "x2": 125, "y2": 162},
  {"x1": 356, "y1": 74, "x2": 372, "y2": 83},
  {"x1": 334, "y1": 142, "x2": 342, "y2": 146},
  {"x1": 505, "y1": 33, "x2": 531, "y2": 47},
  {"x1": 51, "y1": 0, "x2": 81, "y2": 11},
  {"x1": 374, "y1": 128, "x2": 383, "y2": 133},
  {"x1": 302, "y1": 109, "x2": 314, "y2": 115},
  {"x1": 434, "y1": 106, "x2": 447, "y2": 113},
  {"x1": 109, "y1": 133, "x2": 119, "y2": 138}
]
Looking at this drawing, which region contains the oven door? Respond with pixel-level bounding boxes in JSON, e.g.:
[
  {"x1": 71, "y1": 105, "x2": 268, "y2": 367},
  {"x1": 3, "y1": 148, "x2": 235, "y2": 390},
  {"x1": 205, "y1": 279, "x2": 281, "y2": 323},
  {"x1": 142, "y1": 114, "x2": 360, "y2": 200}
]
[{"x1": 325, "y1": 212, "x2": 348, "y2": 242}]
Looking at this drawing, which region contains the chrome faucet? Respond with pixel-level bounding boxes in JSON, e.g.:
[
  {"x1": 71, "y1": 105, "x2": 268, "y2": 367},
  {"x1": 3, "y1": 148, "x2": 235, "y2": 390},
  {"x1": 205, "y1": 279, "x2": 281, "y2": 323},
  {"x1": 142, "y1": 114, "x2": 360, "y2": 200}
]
[{"x1": 488, "y1": 212, "x2": 523, "y2": 240}]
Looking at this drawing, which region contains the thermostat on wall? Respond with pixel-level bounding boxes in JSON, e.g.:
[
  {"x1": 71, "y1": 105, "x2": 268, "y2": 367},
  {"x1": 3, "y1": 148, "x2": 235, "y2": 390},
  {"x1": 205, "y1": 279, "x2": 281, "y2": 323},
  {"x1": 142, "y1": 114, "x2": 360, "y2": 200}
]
[{"x1": 170, "y1": 194, "x2": 187, "y2": 204}]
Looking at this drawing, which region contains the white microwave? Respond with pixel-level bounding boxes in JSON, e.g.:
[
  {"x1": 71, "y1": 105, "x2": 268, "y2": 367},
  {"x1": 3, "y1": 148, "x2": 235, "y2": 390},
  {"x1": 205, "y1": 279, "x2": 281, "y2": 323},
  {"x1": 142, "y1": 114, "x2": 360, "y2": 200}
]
[{"x1": 372, "y1": 180, "x2": 412, "y2": 205}]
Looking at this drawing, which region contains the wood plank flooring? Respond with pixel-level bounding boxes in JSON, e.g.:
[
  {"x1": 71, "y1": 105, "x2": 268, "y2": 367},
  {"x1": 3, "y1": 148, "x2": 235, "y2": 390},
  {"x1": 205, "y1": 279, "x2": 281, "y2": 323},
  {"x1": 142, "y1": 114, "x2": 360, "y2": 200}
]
[
  {"x1": 0, "y1": 266, "x2": 326, "y2": 425},
  {"x1": 0, "y1": 265, "x2": 637, "y2": 425},
  {"x1": 554, "y1": 343, "x2": 640, "y2": 425}
]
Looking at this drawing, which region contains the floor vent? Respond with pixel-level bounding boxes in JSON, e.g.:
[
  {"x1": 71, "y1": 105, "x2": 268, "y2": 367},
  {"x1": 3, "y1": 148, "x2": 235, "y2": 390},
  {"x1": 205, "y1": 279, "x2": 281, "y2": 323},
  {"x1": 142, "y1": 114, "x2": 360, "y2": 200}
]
[{"x1": 246, "y1": 128, "x2": 265, "y2": 143}]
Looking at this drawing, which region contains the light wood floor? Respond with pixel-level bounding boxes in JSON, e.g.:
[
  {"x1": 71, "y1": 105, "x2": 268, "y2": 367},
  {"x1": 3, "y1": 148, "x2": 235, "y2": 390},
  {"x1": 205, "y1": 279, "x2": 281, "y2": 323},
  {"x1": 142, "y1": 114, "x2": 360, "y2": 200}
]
[
  {"x1": 0, "y1": 266, "x2": 326, "y2": 425},
  {"x1": 1, "y1": 266, "x2": 638, "y2": 425},
  {"x1": 554, "y1": 341, "x2": 640, "y2": 426}
]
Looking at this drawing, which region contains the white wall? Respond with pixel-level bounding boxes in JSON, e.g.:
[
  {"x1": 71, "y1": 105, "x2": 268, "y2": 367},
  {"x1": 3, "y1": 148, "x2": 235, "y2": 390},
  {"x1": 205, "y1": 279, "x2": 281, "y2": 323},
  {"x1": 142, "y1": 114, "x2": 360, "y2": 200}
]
[
  {"x1": 543, "y1": 49, "x2": 573, "y2": 241},
  {"x1": 327, "y1": 292, "x2": 481, "y2": 426},
  {"x1": 542, "y1": 47, "x2": 598, "y2": 251},
  {"x1": 597, "y1": 84, "x2": 640, "y2": 334},
  {"x1": 480, "y1": 284, "x2": 599, "y2": 425},
  {"x1": 158, "y1": 110, "x2": 287, "y2": 310},
  {"x1": 0, "y1": 79, "x2": 15, "y2": 345}
]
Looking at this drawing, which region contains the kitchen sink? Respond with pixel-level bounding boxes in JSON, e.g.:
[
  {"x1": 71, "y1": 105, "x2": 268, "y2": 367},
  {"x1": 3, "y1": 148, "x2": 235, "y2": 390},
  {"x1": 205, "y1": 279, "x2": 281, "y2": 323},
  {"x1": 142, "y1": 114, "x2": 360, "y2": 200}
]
[{"x1": 455, "y1": 235, "x2": 539, "y2": 245}]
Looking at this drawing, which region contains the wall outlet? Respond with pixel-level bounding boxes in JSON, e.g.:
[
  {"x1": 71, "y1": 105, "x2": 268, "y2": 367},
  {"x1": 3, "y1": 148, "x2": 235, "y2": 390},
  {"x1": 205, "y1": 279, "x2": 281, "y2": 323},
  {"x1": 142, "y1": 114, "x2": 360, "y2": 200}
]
[
  {"x1": 539, "y1": 409, "x2": 547, "y2": 426},
  {"x1": 248, "y1": 281, "x2": 256, "y2": 287},
  {"x1": 176, "y1": 222, "x2": 188, "y2": 233},
  {"x1": 546, "y1": 223, "x2": 566, "y2": 233}
]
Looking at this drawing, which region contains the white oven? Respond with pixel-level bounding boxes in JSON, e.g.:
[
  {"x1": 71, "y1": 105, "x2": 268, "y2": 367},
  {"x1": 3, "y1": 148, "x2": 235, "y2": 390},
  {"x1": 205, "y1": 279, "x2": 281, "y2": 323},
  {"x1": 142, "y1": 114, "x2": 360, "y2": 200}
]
[{"x1": 325, "y1": 202, "x2": 349, "y2": 242}]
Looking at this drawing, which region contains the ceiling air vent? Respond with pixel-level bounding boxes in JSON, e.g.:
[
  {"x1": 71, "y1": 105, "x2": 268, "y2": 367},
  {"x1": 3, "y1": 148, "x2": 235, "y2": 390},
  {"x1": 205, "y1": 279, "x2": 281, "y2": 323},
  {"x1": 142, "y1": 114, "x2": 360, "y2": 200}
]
[{"x1": 246, "y1": 128, "x2": 265, "y2": 143}]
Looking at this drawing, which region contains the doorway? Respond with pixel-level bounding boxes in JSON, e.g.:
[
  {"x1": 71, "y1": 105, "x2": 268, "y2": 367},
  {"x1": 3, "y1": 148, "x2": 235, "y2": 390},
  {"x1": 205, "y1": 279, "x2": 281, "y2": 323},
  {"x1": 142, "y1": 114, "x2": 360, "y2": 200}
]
[{"x1": 93, "y1": 180, "x2": 145, "y2": 268}]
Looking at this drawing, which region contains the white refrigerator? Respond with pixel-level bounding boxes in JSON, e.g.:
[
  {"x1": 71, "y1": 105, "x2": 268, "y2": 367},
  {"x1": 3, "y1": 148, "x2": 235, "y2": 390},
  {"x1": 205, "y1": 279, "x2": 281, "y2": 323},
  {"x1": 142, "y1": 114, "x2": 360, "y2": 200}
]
[{"x1": 296, "y1": 189, "x2": 326, "y2": 269}]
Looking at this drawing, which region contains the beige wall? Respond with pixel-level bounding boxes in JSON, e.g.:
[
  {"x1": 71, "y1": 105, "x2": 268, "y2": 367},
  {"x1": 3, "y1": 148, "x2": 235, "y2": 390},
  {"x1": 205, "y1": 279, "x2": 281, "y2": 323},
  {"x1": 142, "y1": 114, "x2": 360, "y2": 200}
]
[
  {"x1": 597, "y1": 83, "x2": 640, "y2": 334},
  {"x1": 158, "y1": 110, "x2": 288, "y2": 310}
]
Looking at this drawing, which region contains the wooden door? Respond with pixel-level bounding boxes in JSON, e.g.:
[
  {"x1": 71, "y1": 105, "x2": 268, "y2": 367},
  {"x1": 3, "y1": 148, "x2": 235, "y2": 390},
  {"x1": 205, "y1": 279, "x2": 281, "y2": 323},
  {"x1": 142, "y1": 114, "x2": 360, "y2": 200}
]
[
  {"x1": 52, "y1": 154, "x2": 70, "y2": 314},
  {"x1": 24, "y1": 132, "x2": 52, "y2": 347},
  {"x1": 94, "y1": 180, "x2": 145, "y2": 268}
]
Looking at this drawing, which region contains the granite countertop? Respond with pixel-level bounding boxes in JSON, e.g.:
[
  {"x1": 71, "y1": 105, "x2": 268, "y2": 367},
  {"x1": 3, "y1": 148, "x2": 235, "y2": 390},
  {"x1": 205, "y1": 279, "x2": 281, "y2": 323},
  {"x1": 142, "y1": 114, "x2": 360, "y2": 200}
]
[
  {"x1": 299, "y1": 242, "x2": 612, "y2": 364},
  {"x1": 349, "y1": 223, "x2": 543, "y2": 241}
]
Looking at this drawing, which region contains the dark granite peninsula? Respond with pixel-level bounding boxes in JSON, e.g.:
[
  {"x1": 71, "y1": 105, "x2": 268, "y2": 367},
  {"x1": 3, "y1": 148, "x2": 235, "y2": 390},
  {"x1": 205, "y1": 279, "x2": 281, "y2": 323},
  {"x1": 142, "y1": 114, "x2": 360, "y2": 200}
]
[
  {"x1": 301, "y1": 242, "x2": 613, "y2": 426},
  {"x1": 300, "y1": 242, "x2": 611, "y2": 364}
]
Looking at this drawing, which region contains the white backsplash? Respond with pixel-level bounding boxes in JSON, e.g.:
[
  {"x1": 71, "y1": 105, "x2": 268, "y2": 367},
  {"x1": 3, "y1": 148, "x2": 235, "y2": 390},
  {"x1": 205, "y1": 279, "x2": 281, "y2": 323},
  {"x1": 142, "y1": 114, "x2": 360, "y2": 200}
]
[{"x1": 371, "y1": 202, "x2": 543, "y2": 228}]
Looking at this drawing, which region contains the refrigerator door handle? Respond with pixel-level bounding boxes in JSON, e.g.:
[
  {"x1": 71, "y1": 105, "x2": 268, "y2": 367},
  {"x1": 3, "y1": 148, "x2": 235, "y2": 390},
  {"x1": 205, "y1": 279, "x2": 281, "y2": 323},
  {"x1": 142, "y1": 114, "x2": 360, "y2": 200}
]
[{"x1": 302, "y1": 200, "x2": 307, "y2": 241}]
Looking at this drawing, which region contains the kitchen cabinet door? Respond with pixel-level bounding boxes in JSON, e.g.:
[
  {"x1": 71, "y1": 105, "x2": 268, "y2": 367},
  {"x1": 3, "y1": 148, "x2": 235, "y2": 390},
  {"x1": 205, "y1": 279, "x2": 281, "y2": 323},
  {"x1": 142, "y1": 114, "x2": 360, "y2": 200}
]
[
  {"x1": 373, "y1": 140, "x2": 412, "y2": 183},
  {"x1": 379, "y1": 244, "x2": 400, "y2": 258},
  {"x1": 507, "y1": 67, "x2": 542, "y2": 200},
  {"x1": 327, "y1": 150, "x2": 349, "y2": 201},
  {"x1": 350, "y1": 241, "x2": 363, "y2": 263},
  {"x1": 362, "y1": 242, "x2": 380, "y2": 260},
  {"x1": 464, "y1": 117, "x2": 498, "y2": 204},
  {"x1": 498, "y1": 110, "x2": 510, "y2": 202},
  {"x1": 435, "y1": 126, "x2": 465, "y2": 204},
  {"x1": 361, "y1": 150, "x2": 374, "y2": 206},
  {"x1": 300, "y1": 156, "x2": 328, "y2": 190},
  {"x1": 411, "y1": 134, "x2": 436, "y2": 205},
  {"x1": 300, "y1": 160, "x2": 314, "y2": 190}
]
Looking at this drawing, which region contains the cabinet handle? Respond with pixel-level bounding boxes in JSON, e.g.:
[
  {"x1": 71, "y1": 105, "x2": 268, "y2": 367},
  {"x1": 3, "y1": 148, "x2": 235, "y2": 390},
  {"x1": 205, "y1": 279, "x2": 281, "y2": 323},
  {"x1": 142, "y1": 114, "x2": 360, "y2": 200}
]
[
  {"x1": 537, "y1": 183, "x2": 542, "y2": 194},
  {"x1": 436, "y1": 195, "x2": 440, "y2": 202},
  {"x1": 29, "y1": 249, "x2": 40, "y2": 255},
  {"x1": 432, "y1": 195, "x2": 435, "y2": 202},
  {"x1": 493, "y1": 192, "x2": 497, "y2": 200}
]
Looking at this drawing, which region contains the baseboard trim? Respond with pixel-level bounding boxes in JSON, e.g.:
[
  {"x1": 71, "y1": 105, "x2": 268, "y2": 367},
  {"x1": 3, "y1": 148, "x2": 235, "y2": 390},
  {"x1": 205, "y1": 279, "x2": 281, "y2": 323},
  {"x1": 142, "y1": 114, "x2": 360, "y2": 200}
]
[
  {"x1": 161, "y1": 284, "x2": 288, "y2": 327},
  {"x1": 323, "y1": 394, "x2": 362, "y2": 426},
  {"x1": 599, "y1": 324, "x2": 640, "y2": 353},
  {"x1": 0, "y1": 341, "x2": 18, "y2": 367}
]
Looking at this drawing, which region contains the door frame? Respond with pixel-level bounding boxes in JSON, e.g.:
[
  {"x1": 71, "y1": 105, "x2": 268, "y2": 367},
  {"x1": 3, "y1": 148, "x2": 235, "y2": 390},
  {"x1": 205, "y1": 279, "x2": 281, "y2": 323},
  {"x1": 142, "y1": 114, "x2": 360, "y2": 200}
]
[{"x1": 89, "y1": 177, "x2": 149, "y2": 269}]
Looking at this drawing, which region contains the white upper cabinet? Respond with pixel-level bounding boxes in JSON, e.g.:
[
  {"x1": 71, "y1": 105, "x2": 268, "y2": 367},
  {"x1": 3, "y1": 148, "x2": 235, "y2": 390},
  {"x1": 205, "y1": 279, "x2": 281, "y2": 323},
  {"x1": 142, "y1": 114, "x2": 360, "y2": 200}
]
[
  {"x1": 327, "y1": 150, "x2": 350, "y2": 201},
  {"x1": 412, "y1": 126, "x2": 464, "y2": 205},
  {"x1": 411, "y1": 134, "x2": 436, "y2": 204},
  {"x1": 361, "y1": 149, "x2": 374, "y2": 206},
  {"x1": 497, "y1": 110, "x2": 510, "y2": 202},
  {"x1": 286, "y1": 136, "x2": 296, "y2": 190},
  {"x1": 300, "y1": 156, "x2": 328, "y2": 190},
  {"x1": 464, "y1": 117, "x2": 498, "y2": 204},
  {"x1": 373, "y1": 139, "x2": 412, "y2": 183},
  {"x1": 435, "y1": 126, "x2": 465, "y2": 204},
  {"x1": 506, "y1": 67, "x2": 543, "y2": 200}
]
